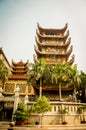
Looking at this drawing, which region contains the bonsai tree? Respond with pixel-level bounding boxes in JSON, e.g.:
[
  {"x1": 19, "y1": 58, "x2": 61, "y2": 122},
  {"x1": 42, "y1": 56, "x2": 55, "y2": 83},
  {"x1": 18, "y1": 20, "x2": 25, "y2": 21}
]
[
  {"x1": 59, "y1": 106, "x2": 69, "y2": 124},
  {"x1": 13, "y1": 102, "x2": 29, "y2": 125},
  {"x1": 31, "y1": 96, "x2": 52, "y2": 127}
]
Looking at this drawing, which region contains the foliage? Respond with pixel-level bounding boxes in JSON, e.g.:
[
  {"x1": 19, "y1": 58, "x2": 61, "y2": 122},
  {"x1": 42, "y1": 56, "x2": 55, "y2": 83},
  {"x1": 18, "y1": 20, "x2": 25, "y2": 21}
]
[
  {"x1": 31, "y1": 96, "x2": 52, "y2": 127},
  {"x1": 79, "y1": 71, "x2": 86, "y2": 89},
  {"x1": 59, "y1": 107, "x2": 69, "y2": 114},
  {"x1": 77, "y1": 106, "x2": 86, "y2": 114},
  {"x1": 79, "y1": 71, "x2": 86, "y2": 92},
  {"x1": 28, "y1": 61, "x2": 81, "y2": 100},
  {"x1": 59, "y1": 107, "x2": 69, "y2": 124},
  {"x1": 27, "y1": 59, "x2": 46, "y2": 97},
  {"x1": 31, "y1": 96, "x2": 52, "y2": 114},
  {"x1": 77, "y1": 105, "x2": 86, "y2": 123},
  {"x1": 0, "y1": 59, "x2": 9, "y2": 85},
  {"x1": 47, "y1": 63, "x2": 81, "y2": 100},
  {"x1": 13, "y1": 103, "x2": 29, "y2": 122}
]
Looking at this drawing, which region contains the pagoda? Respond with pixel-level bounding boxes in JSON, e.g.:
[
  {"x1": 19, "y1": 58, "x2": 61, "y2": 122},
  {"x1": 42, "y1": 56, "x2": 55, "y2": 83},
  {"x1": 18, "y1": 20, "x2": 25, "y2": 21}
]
[
  {"x1": 34, "y1": 23, "x2": 75, "y2": 101},
  {"x1": 4, "y1": 60, "x2": 34, "y2": 96},
  {"x1": 34, "y1": 23, "x2": 74, "y2": 65}
]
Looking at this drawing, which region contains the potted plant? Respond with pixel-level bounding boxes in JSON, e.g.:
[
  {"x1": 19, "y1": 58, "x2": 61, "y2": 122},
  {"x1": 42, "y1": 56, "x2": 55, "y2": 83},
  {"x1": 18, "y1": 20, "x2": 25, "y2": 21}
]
[
  {"x1": 31, "y1": 96, "x2": 52, "y2": 127},
  {"x1": 59, "y1": 107, "x2": 69, "y2": 124},
  {"x1": 13, "y1": 103, "x2": 29, "y2": 125},
  {"x1": 77, "y1": 106, "x2": 86, "y2": 123}
]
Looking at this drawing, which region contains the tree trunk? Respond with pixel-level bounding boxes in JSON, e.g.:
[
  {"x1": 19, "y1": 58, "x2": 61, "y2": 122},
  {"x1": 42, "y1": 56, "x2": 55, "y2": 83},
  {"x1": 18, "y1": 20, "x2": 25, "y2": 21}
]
[
  {"x1": 84, "y1": 87, "x2": 86, "y2": 100},
  {"x1": 39, "y1": 78, "x2": 42, "y2": 97},
  {"x1": 59, "y1": 85, "x2": 62, "y2": 101},
  {"x1": 73, "y1": 86, "x2": 77, "y2": 102}
]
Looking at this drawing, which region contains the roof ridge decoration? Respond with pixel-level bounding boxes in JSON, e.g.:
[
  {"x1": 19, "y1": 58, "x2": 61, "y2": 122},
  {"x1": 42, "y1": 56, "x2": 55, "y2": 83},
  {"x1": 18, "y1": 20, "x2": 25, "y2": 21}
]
[{"x1": 0, "y1": 47, "x2": 10, "y2": 67}]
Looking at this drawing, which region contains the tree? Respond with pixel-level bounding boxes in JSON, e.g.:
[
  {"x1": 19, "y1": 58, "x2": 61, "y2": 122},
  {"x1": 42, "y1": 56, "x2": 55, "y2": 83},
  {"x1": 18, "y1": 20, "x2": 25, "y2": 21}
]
[
  {"x1": 69, "y1": 65, "x2": 81, "y2": 102},
  {"x1": 31, "y1": 96, "x2": 52, "y2": 127},
  {"x1": 28, "y1": 59, "x2": 46, "y2": 97},
  {"x1": 78, "y1": 71, "x2": 86, "y2": 102},
  {"x1": 50, "y1": 63, "x2": 75, "y2": 100},
  {"x1": 0, "y1": 59, "x2": 9, "y2": 88}
]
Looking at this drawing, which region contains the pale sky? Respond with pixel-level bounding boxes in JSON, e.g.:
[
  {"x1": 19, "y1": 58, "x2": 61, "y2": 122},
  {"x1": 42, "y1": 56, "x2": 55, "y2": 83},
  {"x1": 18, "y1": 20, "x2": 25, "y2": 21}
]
[{"x1": 0, "y1": 0, "x2": 86, "y2": 71}]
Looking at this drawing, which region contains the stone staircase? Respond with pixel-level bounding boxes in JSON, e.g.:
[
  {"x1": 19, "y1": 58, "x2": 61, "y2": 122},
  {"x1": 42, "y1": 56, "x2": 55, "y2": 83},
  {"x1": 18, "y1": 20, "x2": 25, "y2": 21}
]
[{"x1": 0, "y1": 121, "x2": 10, "y2": 130}]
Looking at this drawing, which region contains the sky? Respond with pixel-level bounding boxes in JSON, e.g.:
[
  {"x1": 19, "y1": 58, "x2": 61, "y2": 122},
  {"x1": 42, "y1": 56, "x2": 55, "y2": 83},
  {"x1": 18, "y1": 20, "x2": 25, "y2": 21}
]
[{"x1": 0, "y1": 0, "x2": 86, "y2": 71}]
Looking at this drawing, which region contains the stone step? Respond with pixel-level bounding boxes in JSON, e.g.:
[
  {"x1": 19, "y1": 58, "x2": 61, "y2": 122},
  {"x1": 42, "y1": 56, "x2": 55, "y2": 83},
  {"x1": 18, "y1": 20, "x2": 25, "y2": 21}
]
[
  {"x1": 1, "y1": 123, "x2": 86, "y2": 130},
  {"x1": 0, "y1": 121, "x2": 10, "y2": 130},
  {"x1": 12, "y1": 124, "x2": 86, "y2": 130}
]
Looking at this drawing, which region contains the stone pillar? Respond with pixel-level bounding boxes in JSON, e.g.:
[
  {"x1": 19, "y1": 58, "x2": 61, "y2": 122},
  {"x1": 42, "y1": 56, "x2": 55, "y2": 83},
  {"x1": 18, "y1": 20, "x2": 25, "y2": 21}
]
[
  {"x1": 24, "y1": 95, "x2": 28, "y2": 108},
  {"x1": 13, "y1": 86, "x2": 20, "y2": 114},
  {"x1": 0, "y1": 87, "x2": 3, "y2": 97}
]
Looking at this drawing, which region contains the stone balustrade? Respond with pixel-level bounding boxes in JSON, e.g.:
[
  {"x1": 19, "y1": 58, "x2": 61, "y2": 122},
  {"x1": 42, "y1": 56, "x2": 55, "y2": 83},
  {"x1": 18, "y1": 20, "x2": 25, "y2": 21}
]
[{"x1": 27, "y1": 101, "x2": 86, "y2": 125}]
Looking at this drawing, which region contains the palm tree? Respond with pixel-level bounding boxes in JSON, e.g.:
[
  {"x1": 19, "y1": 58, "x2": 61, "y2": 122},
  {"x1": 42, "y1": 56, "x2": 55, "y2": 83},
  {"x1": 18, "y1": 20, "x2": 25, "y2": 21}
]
[
  {"x1": 50, "y1": 63, "x2": 73, "y2": 100},
  {"x1": 28, "y1": 59, "x2": 46, "y2": 97},
  {"x1": 69, "y1": 65, "x2": 81, "y2": 102},
  {"x1": 49, "y1": 63, "x2": 81, "y2": 101}
]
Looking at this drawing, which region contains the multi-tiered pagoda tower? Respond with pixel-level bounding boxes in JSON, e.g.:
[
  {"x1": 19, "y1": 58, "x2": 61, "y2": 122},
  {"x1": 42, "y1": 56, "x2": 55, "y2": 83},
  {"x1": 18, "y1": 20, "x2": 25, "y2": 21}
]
[
  {"x1": 34, "y1": 23, "x2": 74, "y2": 65},
  {"x1": 34, "y1": 23, "x2": 75, "y2": 101}
]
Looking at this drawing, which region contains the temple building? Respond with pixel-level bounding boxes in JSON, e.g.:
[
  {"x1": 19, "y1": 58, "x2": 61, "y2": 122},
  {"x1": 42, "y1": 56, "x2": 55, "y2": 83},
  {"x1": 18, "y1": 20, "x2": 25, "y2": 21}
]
[
  {"x1": 0, "y1": 47, "x2": 10, "y2": 70},
  {"x1": 4, "y1": 60, "x2": 35, "y2": 99},
  {"x1": 0, "y1": 59, "x2": 34, "y2": 121},
  {"x1": 0, "y1": 23, "x2": 76, "y2": 121},
  {"x1": 33, "y1": 23, "x2": 75, "y2": 101}
]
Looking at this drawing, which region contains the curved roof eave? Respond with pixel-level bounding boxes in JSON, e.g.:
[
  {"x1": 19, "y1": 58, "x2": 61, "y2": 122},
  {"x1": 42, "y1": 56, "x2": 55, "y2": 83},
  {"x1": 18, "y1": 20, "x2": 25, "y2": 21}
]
[{"x1": 37, "y1": 23, "x2": 68, "y2": 34}]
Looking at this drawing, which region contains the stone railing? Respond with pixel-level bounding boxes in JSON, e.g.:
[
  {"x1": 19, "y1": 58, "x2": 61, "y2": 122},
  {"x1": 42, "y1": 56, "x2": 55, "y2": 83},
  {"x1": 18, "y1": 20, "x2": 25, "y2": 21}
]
[{"x1": 27, "y1": 101, "x2": 86, "y2": 125}]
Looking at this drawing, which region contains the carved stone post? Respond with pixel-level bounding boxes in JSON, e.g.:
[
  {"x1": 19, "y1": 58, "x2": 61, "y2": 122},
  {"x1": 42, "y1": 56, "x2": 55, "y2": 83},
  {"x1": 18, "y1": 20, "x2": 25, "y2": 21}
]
[
  {"x1": 24, "y1": 95, "x2": 28, "y2": 108},
  {"x1": 0, "y1": 87, "x2": 3, "y2": 97},
  {"x1": 13, "y1": 86, "x2": 20, "y2": 114}
]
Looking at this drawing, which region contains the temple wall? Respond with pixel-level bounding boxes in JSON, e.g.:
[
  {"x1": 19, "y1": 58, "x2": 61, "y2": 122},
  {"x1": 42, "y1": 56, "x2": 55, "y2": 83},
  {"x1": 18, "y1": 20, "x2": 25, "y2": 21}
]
[{"x1": 4, "y1": 81, "x2": 35, "y2": 95}]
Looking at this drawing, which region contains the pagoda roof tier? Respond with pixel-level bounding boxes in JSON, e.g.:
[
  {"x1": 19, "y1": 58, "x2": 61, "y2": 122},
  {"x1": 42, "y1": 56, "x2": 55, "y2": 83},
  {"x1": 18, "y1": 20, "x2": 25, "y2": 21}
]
[
  {"x1": 12, "y1": 59, "x2": 28, "y2": 66},
  {"x1": 36, "y1": 37, "x2": 70, "y2": 48},
  {"x1": 11, "y1": 68, "x2": 28, "y2": 74},
  {"x1": 10, "y1": 60, "x2": 29, "y2": 79},
  {"x1": 37, "y1": 23, "x2": 68, "y2": 35},
  {"x1": 33, "y1": 84, "x2": 73, "y2": 91},
  {"x1": 11, "y1": 65, "x2": 28, "y2": 70},
  {"x1": 8, "y1": 74, "x2": 28, "y2": 80},
  {"x1": 34, "y1": 55, "x2": 74, "y2": 65},
  {"x1": 36, "y1": 30, "x2": 69, "y2": 41},
  {"x1": 34, "y1": 45, "x2": 72, "y2": 58},
  {"x1": 44, "y1": 55, "x2": 74, "y2": 65}
]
